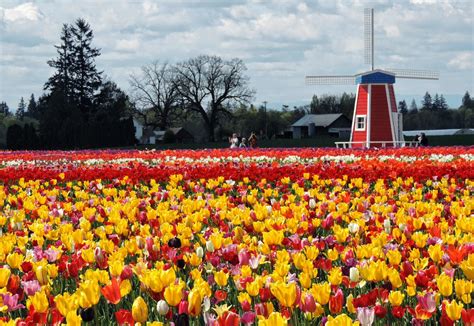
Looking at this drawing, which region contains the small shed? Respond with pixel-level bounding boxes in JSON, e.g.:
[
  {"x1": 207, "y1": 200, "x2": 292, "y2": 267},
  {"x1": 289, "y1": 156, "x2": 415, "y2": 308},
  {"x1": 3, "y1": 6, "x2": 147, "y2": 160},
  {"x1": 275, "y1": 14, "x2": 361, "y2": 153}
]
[{"x1": 292, "y1": 114, "x2": 352, "y2": 139}]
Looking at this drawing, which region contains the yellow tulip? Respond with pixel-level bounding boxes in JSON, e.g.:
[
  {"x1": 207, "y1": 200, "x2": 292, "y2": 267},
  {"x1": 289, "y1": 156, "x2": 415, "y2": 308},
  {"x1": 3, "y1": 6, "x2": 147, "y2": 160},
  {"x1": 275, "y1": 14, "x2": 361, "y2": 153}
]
[
  {"x1": 120, "y1": 279, "x2": 132, "y2": 297},
  {"x1": 0, "y1": 268, "x2": 11, "y2": 288},
  {"x1": 270, "y1": 281, "x2": 296, "y2": 307},
  {"x1": 327, "y1": 249, "x2": 339, "y2": 261},
  {"x1": 214, "y1": 270, "x2": 229, "y2": 287},
  {"x1": 328, "y1": 267, "x2": 342, "y2": 286},
  {"x1": 238, "y1": 292, "x2": 252, "y2": 305},
  {"x1": 164, "y1": 283, "x2": 184, "y2": 306},
  {"x1": 454, "y1": 279, "x2": 473, "y2": 304},
  {"x1": 246, "y1": 280, "x2": 261, "y2": 297},
  {"x1": 326, "y1": 314, "x2": 359, "y2": 326},
  {"x1": 258, "y1": 312, "x2": 288, "y2": 326},
  {"x1": 299, "y1": 272, "x2": 312, "y2": 289},
  {"x1": 437, "y1": 273, "x2": 453, "y2": 297},
  {"x1": 445, "y1": 300, "x2": 463, "y2": 321},
  {"x1": 35, "y1": 265, "x2": 49, "y2": 286},
  {"x1": 428, "y1": 244, "x2": 443, "y2": 263},
  {"x1": 389, "y1": 291, "x2": 405, "y2": 306},
  {"x1": 346, "y1": 294, "x2": 356, "y2": 314},
  {"x1": 109, "y1": 260, "x2": 124, "y2": 277},
  {"x1": 187, "y1": 288, "x2": 202, "y2": 316},
  {"x1": 78, "y1": 280, "x2": 100, "y2": 308},
  {"x1": 6, "y1": 253, "x2": 23, "y2": 270},
  {"x1": 55, "y1": 293, "x2": 79, "y2": 317},
  {"x1": 387, "y1": 269, "x2": 403, "y2": 289},
  {"x1": 386, "y1": 250, "x2": 402, "y2": 266},
  {"x1": 311, "y1": 282, "x2": 331, "y2": 305},
  {"x1": 132, "y1": 296, "x2": 148, "y2": 323},
  {"x1": 460, "y1": 254, "x2": 474, "y2": 280},
  {"x1": 30, "y1": 290, "x2": 49, "y2": 313},
  {"x1": 66, "y1": 311, "x2": 82, "y2": 326}
]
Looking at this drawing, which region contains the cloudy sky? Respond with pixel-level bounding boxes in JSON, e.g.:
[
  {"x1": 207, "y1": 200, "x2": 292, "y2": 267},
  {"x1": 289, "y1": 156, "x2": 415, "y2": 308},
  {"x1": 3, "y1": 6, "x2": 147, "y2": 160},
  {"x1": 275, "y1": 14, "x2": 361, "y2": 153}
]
[{"x1": 0, "y1": 0, "x2": 472, "y2": 111}]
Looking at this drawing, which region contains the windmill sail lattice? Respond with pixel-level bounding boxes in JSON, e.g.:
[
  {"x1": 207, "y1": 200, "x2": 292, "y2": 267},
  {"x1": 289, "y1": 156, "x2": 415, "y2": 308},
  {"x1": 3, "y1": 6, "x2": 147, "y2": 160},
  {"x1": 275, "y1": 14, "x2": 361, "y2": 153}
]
[
  {"x1": 384, "y1": 69, "x2": 439, "y2": 80},
  {"x1": 305, "y1": 76, "x2": 355, "y2": 85},
  {"x1": 305, "y1": 8, "x2": 439, "y2": 148},
  {"x1": 364, "y1": 8, "x2": 374, "y2": 70}
]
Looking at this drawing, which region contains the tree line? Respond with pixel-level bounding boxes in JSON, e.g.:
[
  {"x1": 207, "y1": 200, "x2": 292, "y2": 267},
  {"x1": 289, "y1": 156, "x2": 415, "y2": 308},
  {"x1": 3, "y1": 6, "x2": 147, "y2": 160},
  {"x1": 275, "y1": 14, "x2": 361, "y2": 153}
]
[{"x1": 399, "y1": 91, "x2": 473, "y2": 130}]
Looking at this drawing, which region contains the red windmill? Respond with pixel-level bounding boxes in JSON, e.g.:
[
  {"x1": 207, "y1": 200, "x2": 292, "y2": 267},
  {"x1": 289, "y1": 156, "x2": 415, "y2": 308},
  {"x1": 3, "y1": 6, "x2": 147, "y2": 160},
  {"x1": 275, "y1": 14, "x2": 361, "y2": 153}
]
[{"x1": 306, "y1": 8, "x2": 439, "y2": 148}]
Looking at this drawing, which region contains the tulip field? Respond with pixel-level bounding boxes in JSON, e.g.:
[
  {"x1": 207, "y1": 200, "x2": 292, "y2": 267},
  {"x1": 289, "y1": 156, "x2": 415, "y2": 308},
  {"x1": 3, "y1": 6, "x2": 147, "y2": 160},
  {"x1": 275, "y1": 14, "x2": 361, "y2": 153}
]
[{"x1": 0, "y1": 147, "x2": 473, "y2": 326}]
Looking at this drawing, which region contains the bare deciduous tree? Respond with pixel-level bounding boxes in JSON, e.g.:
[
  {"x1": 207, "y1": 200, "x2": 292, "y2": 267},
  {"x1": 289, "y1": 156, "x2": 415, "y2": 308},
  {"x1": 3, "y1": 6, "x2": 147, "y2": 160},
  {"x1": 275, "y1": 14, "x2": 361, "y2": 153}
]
[
  {"x1": 173, "y1": 55, "x2": 255, "y2": 141},
  {"x1": 129, "y1": 62, "x2": 180, "y2": 129}
]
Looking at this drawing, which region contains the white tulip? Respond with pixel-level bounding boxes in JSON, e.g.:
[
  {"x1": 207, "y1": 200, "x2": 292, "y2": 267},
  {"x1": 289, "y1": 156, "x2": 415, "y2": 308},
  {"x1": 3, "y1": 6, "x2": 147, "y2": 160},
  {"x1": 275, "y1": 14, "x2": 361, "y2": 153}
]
[
  {"x1": 196, "y1": 246, "x2": 204, "y2": 258},
  {"x1": 349, "y1": 267, "x2": 360, "y2": 282},
  {"x1": 206, "y1": 240, "x2": 215, "y2": 253},
  {"x1": 348, "y1": 222, "x2": 360, "y2": 234},
  {"x1": 156, "y1": 300, "x2": 169, "y2": 315}
]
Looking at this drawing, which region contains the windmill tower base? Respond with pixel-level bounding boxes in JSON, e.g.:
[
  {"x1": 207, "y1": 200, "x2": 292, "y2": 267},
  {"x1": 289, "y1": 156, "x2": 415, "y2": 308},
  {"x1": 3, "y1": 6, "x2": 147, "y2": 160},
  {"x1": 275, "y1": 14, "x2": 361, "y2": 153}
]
[{"x1": 349, "y1": 71, "x2": 403, "y2": 148}]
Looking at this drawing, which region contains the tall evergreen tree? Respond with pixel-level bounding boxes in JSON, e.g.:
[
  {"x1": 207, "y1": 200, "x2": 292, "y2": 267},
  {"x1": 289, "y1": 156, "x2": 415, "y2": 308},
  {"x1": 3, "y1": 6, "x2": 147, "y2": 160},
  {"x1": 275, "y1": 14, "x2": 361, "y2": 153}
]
[
  {"x1": 45, "y1": 24, "x2": 74, "y2": 97},
  {"x1": 433, "y1": 93, "x2": 441, "y2": 111},
  {"x1": 0, "y1": 102, "x2": 10, "y2": 116},
  {"x1": 27, "y1": 94, "x2": 38, "y2": 119},
  {"x1": 462, "y1": 91, "x2": 473, "y2": 108},
  {"x1": 398, "y1": 100, "x2": 408, "y2": 114},
  {"x1": 70, "y1": 18, "x2": 102, "y2": 120},
  {"x1": 409, "y1": 99, "x2": 418, "y2": 113},
  {"x1": 439, "y1": 95, "x2": 449, "y2": 110},
  {"x1": 421, "y1": 92, "x2": 432, "y2": 111},
  {"x1": 16, "y1": 97, "x2": 26, "y2": 120}
]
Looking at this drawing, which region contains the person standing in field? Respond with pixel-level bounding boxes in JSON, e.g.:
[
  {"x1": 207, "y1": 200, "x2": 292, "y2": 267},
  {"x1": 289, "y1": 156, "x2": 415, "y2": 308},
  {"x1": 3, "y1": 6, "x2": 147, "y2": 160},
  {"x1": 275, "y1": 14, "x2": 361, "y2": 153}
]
[
  {"x1": 229, "y1": 133, "x2": 239, "y2": 148},
  {"x1": 248, "y1": 132, "x2": 257, "y2": 148},
  {"x1": 419, "y1": 133, "x2": 429, "y2": 146}
]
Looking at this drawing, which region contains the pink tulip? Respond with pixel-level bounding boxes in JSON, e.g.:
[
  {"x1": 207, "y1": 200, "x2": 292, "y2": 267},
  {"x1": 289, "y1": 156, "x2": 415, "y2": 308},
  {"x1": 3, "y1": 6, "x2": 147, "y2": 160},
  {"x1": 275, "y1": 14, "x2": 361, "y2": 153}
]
[
  {"x1": 1, "y1": 293, "x2": 25, "y2": 312},
  {"x1": 241, "y1": 312, "x2": 256, "y2": 324},
  {"x1": 21, "y1": 280, "x2": 41, "y2": 296},
  {"x1": 357, "y1": 307, "x2": 375, "y2": 326},
  {"x1": 301, "y1": 293, "x2": 316, "y2": 313},
  {"x1": 238, "y1": 249, "x2": 250, "y2": 265},
  {"x1": 418, "y1": 292, "x2": 436, "y2": 313}
]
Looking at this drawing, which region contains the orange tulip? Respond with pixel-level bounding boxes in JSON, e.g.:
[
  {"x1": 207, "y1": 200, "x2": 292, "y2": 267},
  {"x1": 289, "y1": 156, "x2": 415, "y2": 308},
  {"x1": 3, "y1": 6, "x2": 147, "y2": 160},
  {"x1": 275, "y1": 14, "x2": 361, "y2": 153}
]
[{"x1": 101, "y1": 278, "x2": 121, "y2": 304}]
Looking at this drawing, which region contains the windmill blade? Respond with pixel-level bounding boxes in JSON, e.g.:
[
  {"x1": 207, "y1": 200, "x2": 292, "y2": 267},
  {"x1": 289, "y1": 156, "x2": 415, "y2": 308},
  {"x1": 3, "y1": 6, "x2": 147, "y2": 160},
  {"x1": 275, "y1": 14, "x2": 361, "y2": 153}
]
[
  {"x1": 364, "y1": 8, "x2": 374, "y2": 69},
  {"x1": 386, "y1": 68, "x2": 439, "y2": 80},
  {"x1": 305, "y1": 75, "x2": 355, "y2": 85}
]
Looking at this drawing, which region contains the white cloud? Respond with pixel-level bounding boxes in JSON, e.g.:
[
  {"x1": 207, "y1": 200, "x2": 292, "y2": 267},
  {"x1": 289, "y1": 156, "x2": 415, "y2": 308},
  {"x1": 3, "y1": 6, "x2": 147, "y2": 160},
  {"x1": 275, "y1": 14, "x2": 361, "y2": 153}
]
[
  {"x1": 0, "y1": 0, "x2": 472, "y2": 108},
  {"x1": 410, "y1": 0, "x2": 437, "y2": 4},
  {"x1": 384, "y1": 25, "x2": 400, "y2": 37},
  {"x1": 115, "y1": 39, "x2": 140, "y2": 52},
  {"x1": 142, "y1": 1, "x2": 159, "y2": 15},
  {"x1": 1, "y1": 2, "x2": 43, "y2": 22},
  {"x1": 448, "y1": 52, "x2": 473, "y2": 70}
]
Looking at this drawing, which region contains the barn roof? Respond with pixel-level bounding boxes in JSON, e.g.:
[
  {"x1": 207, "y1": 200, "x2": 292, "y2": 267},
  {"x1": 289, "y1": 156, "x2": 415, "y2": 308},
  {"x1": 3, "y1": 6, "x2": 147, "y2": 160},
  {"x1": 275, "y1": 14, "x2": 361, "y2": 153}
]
[{"x1": 292, "y1": 114, "x2": 345, "y2": 127}]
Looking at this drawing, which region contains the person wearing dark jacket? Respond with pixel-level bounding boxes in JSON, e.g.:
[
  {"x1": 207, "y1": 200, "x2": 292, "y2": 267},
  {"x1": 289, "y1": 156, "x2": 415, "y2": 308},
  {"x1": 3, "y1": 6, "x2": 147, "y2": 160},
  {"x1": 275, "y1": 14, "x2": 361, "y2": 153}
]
[{"x1": 419, "y1": 133, "x2": 429, "y2": 146}]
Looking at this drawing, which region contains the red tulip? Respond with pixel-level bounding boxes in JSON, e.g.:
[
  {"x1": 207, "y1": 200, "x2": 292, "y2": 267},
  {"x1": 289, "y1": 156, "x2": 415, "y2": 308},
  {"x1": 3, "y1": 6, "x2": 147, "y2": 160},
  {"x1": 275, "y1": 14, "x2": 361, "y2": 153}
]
[
  {"x1": 217, "y1": 311, "x2": 240, "y2": 326},
  {"x1": 215, "y1": 290, "x2": 227, "y2": 303},
  {"x1": 115, "y1": 309, "x2": 134, "y2": 326},
  {"x1": 178, "y1": 300, "x2": 188, "y2": 315},
  {"x1": 374, "y1": 304, "x2": 387, "y2": 318},
  {"x1": 392, "y1": 306, "x2": 406, "y2": 319},
  {"x1": 462, "y1": 308, "x2": 474, "y2": 326},
  {"x1": 329, "y1": 288, "x2": 344, "y2": 314}
]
